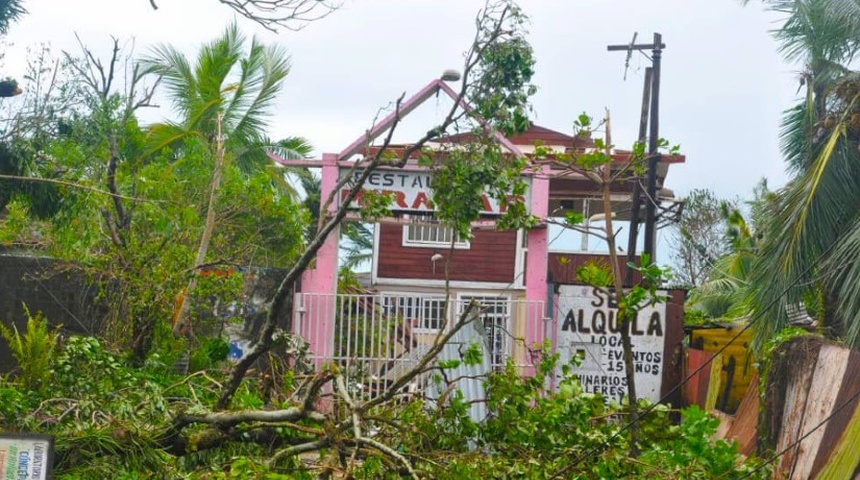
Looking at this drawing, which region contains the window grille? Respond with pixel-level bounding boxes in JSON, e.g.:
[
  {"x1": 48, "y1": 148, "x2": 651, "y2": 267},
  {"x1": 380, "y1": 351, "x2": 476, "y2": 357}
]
[
  {"x1": 402, "y1": 224, "x2": 469, "y2": 248},
  {"x1": 382, "y1": 294, "x2": 447, "y2": 332}
]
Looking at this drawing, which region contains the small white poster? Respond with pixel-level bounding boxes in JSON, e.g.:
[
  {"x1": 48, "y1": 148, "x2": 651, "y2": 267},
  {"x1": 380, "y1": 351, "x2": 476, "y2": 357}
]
[{"x1": 0, "y1": 434, "x2": 53, "y2": 480}]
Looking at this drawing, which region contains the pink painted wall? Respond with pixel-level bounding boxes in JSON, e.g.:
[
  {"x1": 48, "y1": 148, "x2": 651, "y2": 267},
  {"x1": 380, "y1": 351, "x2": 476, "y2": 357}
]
[
  {"x1": 524, "y1": 169, "x2": 550, "y2": 374},
  {"x1": 300, "y1": 153, "x2": 340, "y2": 359}
]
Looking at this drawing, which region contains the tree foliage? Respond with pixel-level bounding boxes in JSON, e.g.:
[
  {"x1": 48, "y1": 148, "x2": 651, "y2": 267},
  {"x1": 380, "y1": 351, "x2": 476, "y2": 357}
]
[
  {"x1": 0, "y1": 0, "x2": 25, "y2": 34},
  {"x1": 686, "y1": 182, "x2": 775, "y2": 321},
  {"x1": 0, "y1": 318, "x2": 766, "y2": 478},
  {"x1": 741, "y1": 0, "x2": 860, "y2": 348},
  {"x1": 668, "y1": 189, "x2": 735, "y2": 288},
  {"x1": 0, "y1": 1, "x2": 775, "y2": 477}
]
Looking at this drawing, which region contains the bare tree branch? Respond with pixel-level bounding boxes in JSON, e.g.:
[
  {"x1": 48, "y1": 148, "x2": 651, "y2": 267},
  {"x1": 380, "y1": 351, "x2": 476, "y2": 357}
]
[{"x1": 147, "y1": 0, "x2": 341, "y2": 32}]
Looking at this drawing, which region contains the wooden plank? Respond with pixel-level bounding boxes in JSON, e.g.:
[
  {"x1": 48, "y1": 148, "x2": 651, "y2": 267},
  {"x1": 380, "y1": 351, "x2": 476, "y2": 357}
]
[
  {"x1": 814, "y1": 400, "x2": 860, "y2": 480},
  {"x1": 790, "y1": 345, "x2": 851, "y2": 479},
  {"x1": 775, "y1": 349, "x2": 820, "y2": 479},
  {"x1": 376, "y1": 225, "x2": 517, "y2": 283},
  {"x1": 812, "y1": 348, "x2": 860, "y2": 478},
  {"x1": 660, "y1": 290, "x2": 686, "y2": 408},
  {"x1": 705, "y1": 353, "x2": 723, "y2": 412}
]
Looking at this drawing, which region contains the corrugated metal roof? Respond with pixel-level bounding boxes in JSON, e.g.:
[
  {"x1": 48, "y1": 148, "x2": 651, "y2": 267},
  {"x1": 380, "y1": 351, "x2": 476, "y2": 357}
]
[{"x1": 426, "y1": 318, "x2": 493, "y2": 424}]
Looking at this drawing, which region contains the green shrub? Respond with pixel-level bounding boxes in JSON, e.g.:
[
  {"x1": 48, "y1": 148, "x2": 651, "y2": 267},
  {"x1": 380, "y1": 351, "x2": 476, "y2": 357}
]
[{"x1": 0, "y1": 307, "x2": 60, "y2": 393}]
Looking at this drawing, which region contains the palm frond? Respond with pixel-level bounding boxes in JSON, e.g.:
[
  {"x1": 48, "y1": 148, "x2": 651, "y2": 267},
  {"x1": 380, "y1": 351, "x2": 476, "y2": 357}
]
[
  {"x1": 230, "y1": 42, "x2": 291, "y2": 145},
  {"x1": 748, "y1": 128, "x2": 860, "y2": 348},
  {"x1": 140, "y1": 44, "x2": 198, "y2": 118},
  {"x1": 824, "y1": 215, "x2": 860, "y2": 346},
  {"x1": 268, "y1": 136, "x2": 313, "y2": 160}
]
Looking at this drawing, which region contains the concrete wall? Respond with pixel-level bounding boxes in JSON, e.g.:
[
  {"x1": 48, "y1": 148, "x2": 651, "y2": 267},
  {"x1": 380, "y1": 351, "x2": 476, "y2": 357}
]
[
  {"x1": 0, "y1": 255, "x2": 290, "y2": 370},
  {"x1": 0, "y1": 255, "x2": 105, "y2": 368}
]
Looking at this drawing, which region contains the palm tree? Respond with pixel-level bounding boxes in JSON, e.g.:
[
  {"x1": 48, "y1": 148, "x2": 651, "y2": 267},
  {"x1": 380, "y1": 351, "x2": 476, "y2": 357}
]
[
  {"x1": 141, "y1": 23, "x2": 310, "y2": 337},
  {"x1": 142, "y1": 22, "x2": 290, "y2": 149},
  {"x1": 295, "y1": 170, "x2": 374, "y2": 271},
  {"x1": 741, "y1": 0, "x2": 860, "y2": 348},
  {"x1": 341, "y1": 222, "x2": 373, "y2": 271},
  {"x1": 689, "y1": 183, "x2": 773, "y2": 319},
  {"x1": 141, "y1": 22, "x2": 312, "y2": 200}
]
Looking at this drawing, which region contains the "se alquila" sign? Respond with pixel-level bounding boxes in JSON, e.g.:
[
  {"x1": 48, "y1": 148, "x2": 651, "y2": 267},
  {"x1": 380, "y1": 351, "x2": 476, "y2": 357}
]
[{"x1": 556, "y1": 285, "x2": 667, "y2": 403}]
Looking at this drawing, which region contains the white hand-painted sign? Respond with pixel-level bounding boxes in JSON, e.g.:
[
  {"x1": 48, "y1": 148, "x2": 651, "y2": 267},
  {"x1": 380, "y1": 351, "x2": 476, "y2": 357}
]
[
  {"x1": 338, "y1": 169, "x2": 529, "y2": 215},
  {"x1": 556, "y1": 285, "x2": 667, "y2": 404}
]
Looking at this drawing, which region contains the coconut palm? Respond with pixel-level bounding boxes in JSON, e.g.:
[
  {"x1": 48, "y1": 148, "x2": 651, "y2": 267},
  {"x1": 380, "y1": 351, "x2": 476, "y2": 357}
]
[
  {"x1": 142, "y1": 23, "x2": 313, "y2": 192},
  {"x1": 295, "y1": 170, "x2": 374, "y2": 271},
  {"x1": 141, "y1": 23, "x2": 311, "y2": 335},
  {"x1": 142, "y1": 22, "x2": 290, "y2": 148},
  {"x1": 741, "y1": 0, "x2": 860, "y2": 348},
  {"x1": 689, "y1": 184, "x2": 773, "y2": 319}
]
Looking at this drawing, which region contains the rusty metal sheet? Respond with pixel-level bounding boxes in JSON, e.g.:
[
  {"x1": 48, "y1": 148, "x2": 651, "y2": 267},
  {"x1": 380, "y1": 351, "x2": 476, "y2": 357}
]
[
  {"x1": 722, "y1": 374, "x2": 759, "y2": 456},
  {"x1": 684, "y1": 348, "x2": 716, "y2": 410}
]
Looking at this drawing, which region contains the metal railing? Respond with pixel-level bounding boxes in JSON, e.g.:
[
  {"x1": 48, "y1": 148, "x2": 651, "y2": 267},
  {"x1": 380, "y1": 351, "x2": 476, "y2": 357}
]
[{"x1": 294, "y1": 292, "x2": 547, "y2": 405}]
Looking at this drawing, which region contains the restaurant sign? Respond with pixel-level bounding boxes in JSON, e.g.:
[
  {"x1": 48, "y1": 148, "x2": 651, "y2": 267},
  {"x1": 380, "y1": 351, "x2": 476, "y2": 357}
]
[
  {"x1": 0, "y1": 434, "x2": 53, "y2": 480},
  {"x1": 556, "y1": 285, "x2": 667, "y2": 403},
  {"x1": 338, "y1": 169, "x2": 529, "y2": 215}
]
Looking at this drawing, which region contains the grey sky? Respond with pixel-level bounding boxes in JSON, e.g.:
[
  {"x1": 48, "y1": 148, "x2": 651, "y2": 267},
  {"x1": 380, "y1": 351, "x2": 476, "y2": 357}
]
[{"x1": 6, "y1": 0, "x2": 795, "y2": 202}]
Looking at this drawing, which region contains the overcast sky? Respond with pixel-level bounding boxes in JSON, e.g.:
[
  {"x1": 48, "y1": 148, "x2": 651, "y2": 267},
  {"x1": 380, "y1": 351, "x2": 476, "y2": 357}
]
[{"x1": 5, "y1": 0, "x2": 797, "y2": 204}]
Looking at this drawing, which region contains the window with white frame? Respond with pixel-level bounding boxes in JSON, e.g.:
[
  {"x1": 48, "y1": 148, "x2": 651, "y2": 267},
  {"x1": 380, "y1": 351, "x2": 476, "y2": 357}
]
[
  {"x1": 402, "y1": 224, "x2": 469, "y2": 249},
  {"x1": 382, "y1": 294, "x2": 447, "y2": 332}
]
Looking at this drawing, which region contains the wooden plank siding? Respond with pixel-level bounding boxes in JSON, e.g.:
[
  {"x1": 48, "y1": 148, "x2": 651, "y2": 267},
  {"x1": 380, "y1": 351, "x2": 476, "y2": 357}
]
[
  {"x1": 759, "y1": 336, "x2": 860, "y2": 480},
  {"x1": 548, "y1": 252, "x2": 642, "y2": 286},
  {"x1": 791, "y1": 345, "x2": 851, "y2": 479},
  {"x1": 375, "y1": 224, "x2": 518, "y2": 284},
  {"x1": 812, "y1": 349, "x2": 860, "y2": 476},
  {"x1": 775, "y1": 350, "x2": 819, "y2": 479},
  {"x1": 661, "y1": 290, "x2": 687, "y2": 408}
]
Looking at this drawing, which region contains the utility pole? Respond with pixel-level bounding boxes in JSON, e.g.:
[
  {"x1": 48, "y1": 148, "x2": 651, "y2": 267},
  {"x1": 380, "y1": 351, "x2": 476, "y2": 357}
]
[
  {"x1": 622, "y1": 66, "x2": 651, "y2": 288},
  {"x1": 608, "y1": 32, "x2": 665, "y2": 264},
  {"x1": 606, "y1": 33, "x2": 665, "y2": 458}
]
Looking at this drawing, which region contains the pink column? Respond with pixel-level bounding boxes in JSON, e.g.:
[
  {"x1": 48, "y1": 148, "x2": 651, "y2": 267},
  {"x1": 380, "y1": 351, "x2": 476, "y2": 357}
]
[
  {"x1": 301, "y1": 153, "x2": 340, "y2": 361},
  {"x1": 524, "y1": 170, "x2": 549, "y2": 374}
]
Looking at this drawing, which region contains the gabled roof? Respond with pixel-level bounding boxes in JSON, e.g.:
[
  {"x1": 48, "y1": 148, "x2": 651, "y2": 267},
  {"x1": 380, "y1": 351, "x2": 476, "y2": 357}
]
[
  {"x1": 337, "y1": 78, "x2": 523, "y2": 161},
  {"x1": 442, "y1": 123, "x2": 592, "y2": 149}
]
